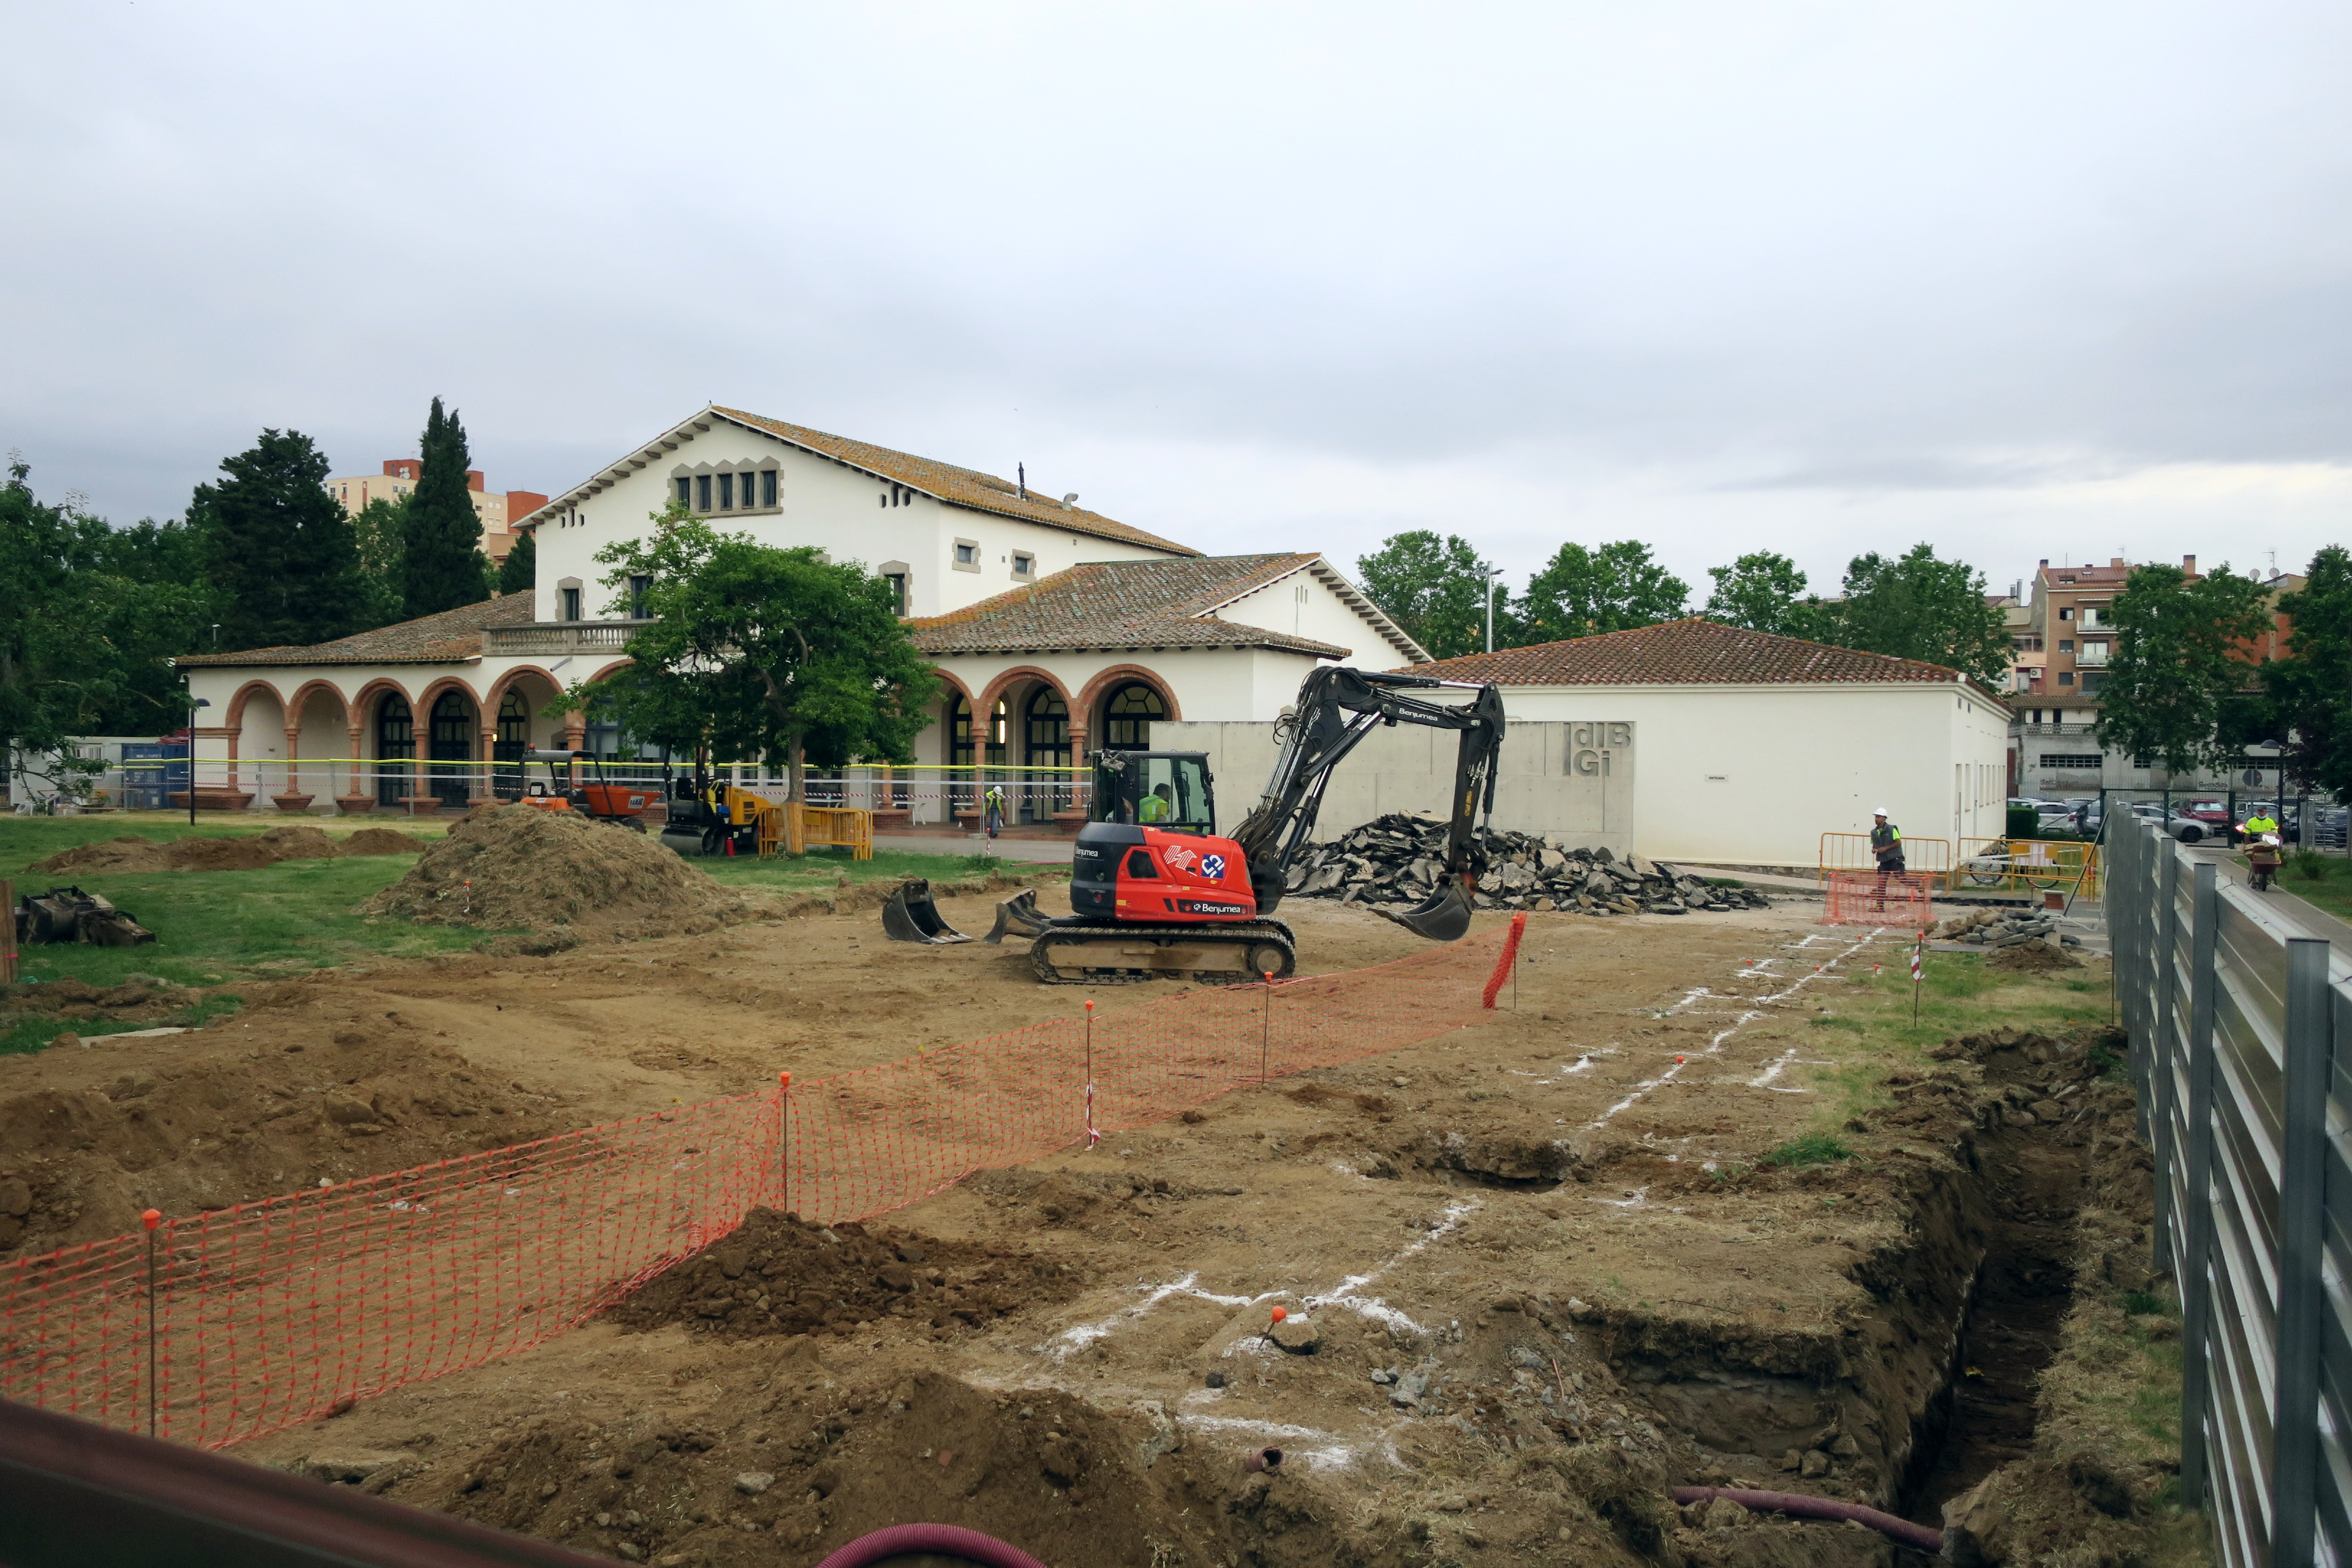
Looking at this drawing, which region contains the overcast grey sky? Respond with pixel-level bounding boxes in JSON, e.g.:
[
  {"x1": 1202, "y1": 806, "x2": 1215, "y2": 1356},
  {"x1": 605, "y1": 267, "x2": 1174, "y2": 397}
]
[{"x1": 6, "y1": 2, "x2": 2347, "y2": 600}]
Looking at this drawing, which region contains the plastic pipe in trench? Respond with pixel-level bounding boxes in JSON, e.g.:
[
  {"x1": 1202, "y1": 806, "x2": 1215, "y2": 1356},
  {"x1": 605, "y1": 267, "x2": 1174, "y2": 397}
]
[
  {"x1": 1671, "y1": 1487, "x2": 1945, "y2": 1555},
  {"x1": 812, "y1": 1523, "x2": 1052, "y2": 1568}
]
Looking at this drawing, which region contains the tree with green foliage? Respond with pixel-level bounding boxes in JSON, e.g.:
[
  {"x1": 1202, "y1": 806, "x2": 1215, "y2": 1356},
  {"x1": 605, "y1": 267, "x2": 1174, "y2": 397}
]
[
  {"x1": 2252, "y1": 546, "x2": 2352, "y2": 800},
  {"x1": 1702, "y1": 551, "x2": 1810, "y2": 636},
  {"x1": 1354, "y1": 531, "x2": 1501, "y2": 660},
  {"x1": 401, "y1": 397, "x2": 493, "y2": 619},
  {"x1": 564, "y1": 504, "x2": 937, "y2": 809},
  {"x1": 2, "y1": 457, "x2": 214, "y2": 787},
  {"x1": 1515, "y1": 540, "x2": 1687, "y2": 643},
  {"x1": 1799, "y1": 544, "x2": 2011, "y2": 685},
  {"x1": 187, "y1": 428, "x2": 364, "y2": 650},
  {"x1": 349, "y1": 494, "x2": 409, "y2": 629},
  {"x1": 2094, "y1": 562, "x2": 2272, "y2": 774},
  {"x1": 496, "y1": 529, "x2": 536, "y2": 597}
]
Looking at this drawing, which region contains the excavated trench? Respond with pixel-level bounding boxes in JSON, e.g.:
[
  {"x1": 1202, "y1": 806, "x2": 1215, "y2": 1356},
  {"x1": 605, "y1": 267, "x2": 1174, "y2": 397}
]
[{"x1": 1593, "y1": 1029, "x2": 2120, "y2": 1561}]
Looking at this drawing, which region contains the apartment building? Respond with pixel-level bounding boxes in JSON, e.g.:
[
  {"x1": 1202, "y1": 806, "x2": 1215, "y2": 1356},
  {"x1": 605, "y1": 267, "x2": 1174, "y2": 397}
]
[{"x1": 325, "y1": 459, "x2": 548, "y2": 565}]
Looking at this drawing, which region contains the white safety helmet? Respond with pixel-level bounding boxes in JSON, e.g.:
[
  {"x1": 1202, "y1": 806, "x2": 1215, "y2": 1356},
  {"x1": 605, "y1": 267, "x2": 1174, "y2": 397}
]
[{"x1": 1872, "y1": 807, "x2": 1890, "y2": 818}]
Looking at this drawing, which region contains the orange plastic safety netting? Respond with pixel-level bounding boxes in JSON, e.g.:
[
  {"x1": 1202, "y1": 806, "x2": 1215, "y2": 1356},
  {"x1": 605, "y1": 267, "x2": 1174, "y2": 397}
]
[
  {"x1": 1, "y1": 919, "x2": 1521, "y2": 1449},
  {"x1": 1820, "y1": 870, "x2": 1935, "y2": 930}
]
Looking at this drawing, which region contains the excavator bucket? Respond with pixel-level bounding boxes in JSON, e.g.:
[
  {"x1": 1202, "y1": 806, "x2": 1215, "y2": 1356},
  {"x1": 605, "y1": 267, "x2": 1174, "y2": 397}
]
[
  {"x1": 880, "y1": 880, "x2": 973, "y2": 944},
  {"x1": 982, "y1": 889, "x2": 1055, "y2": 946},
  {"x1": 1384, "y1": 873, "x2": 1478, "y2": 943}
]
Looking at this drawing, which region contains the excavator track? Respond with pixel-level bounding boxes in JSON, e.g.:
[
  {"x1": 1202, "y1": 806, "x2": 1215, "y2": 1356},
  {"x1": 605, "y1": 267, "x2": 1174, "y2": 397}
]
[{"x1": 1029, "y1": 919, "x2": 1297, "y2": 986}]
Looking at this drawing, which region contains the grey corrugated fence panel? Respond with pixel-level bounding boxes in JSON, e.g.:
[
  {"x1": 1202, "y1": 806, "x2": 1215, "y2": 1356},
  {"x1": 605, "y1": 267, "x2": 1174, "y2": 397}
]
[{"x1": 2111, "y1": 815, "x2": 2352, "y2": 1568}]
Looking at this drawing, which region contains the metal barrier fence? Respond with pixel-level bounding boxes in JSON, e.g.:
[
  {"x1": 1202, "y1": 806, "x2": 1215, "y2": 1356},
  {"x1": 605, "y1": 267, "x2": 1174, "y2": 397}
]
[
  {"x1": 2109, "y1": 816, "x2": 2349, "y2": 1566},
  {"x1": 1954, "y1": 837, "x2": 2103, "y2": 900},
  {"x1": 0, "y1": 922, "x2": 1521, "y2": 1452},
  {"x1": 1818, "y1": 831, "x2": 1953, "y2": 881}
]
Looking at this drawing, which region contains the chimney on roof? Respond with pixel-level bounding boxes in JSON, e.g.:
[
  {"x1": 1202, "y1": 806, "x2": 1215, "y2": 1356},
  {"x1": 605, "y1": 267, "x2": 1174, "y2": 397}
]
[
  {"x1": 2182, "y1": 554, "x2": 2196, "y2": 575},
  {"x1": 2037, "y1": 558, "x2": 2048, "y2": 570},
  {"x1": 1017, "y1": 463, "x2": 1026, "y2": 500},
  {"x1": 1061, "y1": 492, "x2": 1078, "y2": 510},
  {"x1": 2110, "y1": 557, "x2": 2124, "y2": 568}
]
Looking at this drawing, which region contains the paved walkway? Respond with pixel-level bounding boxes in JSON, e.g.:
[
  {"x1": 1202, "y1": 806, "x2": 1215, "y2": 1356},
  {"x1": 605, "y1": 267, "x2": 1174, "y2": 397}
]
[
  {"x1": 2184, "y1": 843, "x2": 2352, "y2": 947},
  {"x1": 875, "y1": 834, "x2": 1073, "y2": 864}
]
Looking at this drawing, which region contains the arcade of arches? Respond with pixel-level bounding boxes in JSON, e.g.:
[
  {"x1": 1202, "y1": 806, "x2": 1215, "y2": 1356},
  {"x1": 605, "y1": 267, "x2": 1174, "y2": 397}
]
[{"x1": 206, "y1": 665, "x2": 1177, "y2": 820}]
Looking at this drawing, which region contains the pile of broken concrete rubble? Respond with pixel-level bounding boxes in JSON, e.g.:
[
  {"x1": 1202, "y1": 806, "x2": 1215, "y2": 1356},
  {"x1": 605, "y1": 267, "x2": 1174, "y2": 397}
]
[
  {"x1": 1284, "y1": 812, "x2": 1773, "y2": 916},
  {"x1": 1932, "y1": 905, "x2": 2083, "y2": 951}
]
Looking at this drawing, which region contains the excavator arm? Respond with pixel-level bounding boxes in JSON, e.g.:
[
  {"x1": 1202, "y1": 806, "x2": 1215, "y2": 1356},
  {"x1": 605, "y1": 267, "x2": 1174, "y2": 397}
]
[{"x1": 1229, "y1": 666, "x2": 1506, "y2": 941}]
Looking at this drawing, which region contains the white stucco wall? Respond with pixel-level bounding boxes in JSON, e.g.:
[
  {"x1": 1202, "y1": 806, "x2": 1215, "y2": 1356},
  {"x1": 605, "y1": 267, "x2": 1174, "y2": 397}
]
[
  {"x1": 1213, "y1": 565, "x2": 1415, "y2": 666},
  {"x1": 528, "y1": 418, "x2": 1174, "y2": 624},
  {"x1": 1152, "y1": 718, "x2": 1636, "y2": 854},
  {"x1": 1456, "y1": 680, "x2": 2011, "y2": 866}
]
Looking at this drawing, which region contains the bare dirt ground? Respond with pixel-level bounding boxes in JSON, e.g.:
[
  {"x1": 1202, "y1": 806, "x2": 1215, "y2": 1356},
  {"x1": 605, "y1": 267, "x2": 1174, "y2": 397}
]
[{"x1": 6, "y1": 888, "x2": 2149, "y2": 1566}]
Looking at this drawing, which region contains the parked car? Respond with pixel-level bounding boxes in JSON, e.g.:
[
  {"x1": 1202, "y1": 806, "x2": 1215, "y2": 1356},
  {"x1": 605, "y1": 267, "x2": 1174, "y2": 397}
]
[{"x1": 2177, "y1": 800, "x2": 2233, "y2": 826}]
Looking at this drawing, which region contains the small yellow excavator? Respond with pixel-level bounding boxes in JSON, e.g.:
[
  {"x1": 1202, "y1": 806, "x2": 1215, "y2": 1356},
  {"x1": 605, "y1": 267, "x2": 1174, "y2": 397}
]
[{"x1": 657, "y1": 769, "x2": 786, "y2": 858}]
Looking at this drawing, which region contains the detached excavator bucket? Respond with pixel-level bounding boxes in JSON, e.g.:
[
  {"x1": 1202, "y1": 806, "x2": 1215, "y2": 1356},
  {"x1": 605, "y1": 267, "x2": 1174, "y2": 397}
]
[
  {"x1": 881, "y1": 880, "x2": 972, "y2": 944},
  {"x1": 982, "y1": 889, "x2": 1055, "y2": 946},
  {"x1": 1384, "y1": 873, "x2": 1478, "y2": 943}
]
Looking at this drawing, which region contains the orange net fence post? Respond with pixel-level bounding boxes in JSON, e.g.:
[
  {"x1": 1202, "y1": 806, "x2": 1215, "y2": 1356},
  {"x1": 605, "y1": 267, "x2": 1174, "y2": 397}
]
[
  {"x1": 1, "y1": 926, "x2": 1513, "y2": 1450},
  {"x1": 1821, "y1": 870, "x2": 1935, "y2": 930}
]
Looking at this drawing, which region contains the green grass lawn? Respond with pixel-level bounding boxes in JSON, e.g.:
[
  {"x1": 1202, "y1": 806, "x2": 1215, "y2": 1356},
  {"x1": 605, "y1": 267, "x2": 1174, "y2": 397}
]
[
  {"x1": 2255, "y1": 848, "x2": 2352, "y2": 924},
  {"x1": 0, "y1": 810, "x2": 449, "y2": 876}
]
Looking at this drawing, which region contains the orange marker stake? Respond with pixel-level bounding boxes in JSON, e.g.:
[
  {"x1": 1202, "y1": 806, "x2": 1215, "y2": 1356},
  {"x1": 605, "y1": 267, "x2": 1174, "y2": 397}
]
[
  {"x1": 777, "y1": 1072, "x2": 793, "y2": 1216},
  {"x1": 142, "y1": 1208, "x2": 162, "y2": 1437},
  {"x1": 1270, "y1": 1305, "x2": 1287, "y2": 1326},
  {"x1": 1676, "y1": 1055, "x2": 1686, "y2": 1064}
]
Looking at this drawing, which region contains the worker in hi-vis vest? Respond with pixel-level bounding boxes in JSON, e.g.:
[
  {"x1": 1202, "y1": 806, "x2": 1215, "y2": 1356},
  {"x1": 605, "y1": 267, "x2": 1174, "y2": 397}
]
[
  {"x1": 2241, "y1": 807, "x2": 2280, "y2": 845},
  {"x1": 1871, "y1": 809, "x2": 1905, "y2": 875},
  {"x1": 984, "y1": 783, "x2": 1006, "y2": 839}
]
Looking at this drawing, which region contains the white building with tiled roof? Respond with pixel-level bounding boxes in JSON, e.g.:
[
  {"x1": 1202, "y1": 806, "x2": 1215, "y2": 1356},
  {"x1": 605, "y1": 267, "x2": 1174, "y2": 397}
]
[
  {"x1": 1401, "y1": 618, "x2": 2011, "y2": 867},
  {"x1": 172, "y1": 409, "x2": 1420, "y2": 827}
]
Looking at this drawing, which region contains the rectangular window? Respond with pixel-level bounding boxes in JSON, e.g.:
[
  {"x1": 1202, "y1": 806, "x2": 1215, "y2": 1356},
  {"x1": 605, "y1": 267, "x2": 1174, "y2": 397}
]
[
  {"x1": 1012, "y1": 552, "x2": 1035, "y2": 577},
  {"x1": 2059, "y1": 606, "x2": 2073, "y2": 620},
  {"x1": 628, "y1": 575, "x2": 651, "y2": 618},
  {"x1": 720, "y1": 473, "x2": 736, "y2": 510},
  {"x1": 2058, "y1": 639, "x2": 2073, "y2": 653},
  {"x1": 760, "y1": 469, "x2": 777, "y2": 507},
  {"x1": 2040, "y1": 754, "x2": 2103, "y2": 769},
  {"x1": 675, "y1": 478, "x2": 691, "y2": 507},
  {"x1": 953, "y1": 540, "x2": 980, "y2": 571},
  {"x1": 2078, "y1": 641, "x2": 2109, "y2": 666},
  {"x1": 883, "y1": 573, "x2": 908, "y2": 613},
  {"x1": 696, "y1": 475, "x2": 712, "y2": 511},
  {"x1": 561, "y1": 587, "x2": 581, "y2": 622},
  {"x1": 2079, "y1": 671, "x2": 2105, "y2": 695},
  {"x1": 2059, "y1": 671, "x2": 2074, "y2": 685}
]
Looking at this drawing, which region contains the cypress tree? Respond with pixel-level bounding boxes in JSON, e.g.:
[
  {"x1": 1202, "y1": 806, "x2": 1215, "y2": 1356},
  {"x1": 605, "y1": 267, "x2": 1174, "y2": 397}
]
[
  {"x1": 496, "y1": 529, "x2": 536, "y2": 596},
  {"x1": 402, "y1": 396, "x2": 494, "y2": 618},
  {"x1": 192, "y1": 428, "x2": 364, "y2": 650}
]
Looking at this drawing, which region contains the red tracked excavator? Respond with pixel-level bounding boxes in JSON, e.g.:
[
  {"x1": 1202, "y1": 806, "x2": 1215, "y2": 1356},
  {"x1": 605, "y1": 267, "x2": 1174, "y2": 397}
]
[{"x1": 883, "y1": 666, "x2": 1506, "y2": 983}]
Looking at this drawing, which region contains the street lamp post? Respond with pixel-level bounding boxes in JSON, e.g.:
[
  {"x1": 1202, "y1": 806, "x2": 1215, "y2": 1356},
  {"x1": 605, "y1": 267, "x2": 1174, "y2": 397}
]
[
  {"x1": 186, "y1": 693, "x2": 209, "y2": 826},
  {"x1": 1480, "y1": 566, "x2": 1506, "y2": 654}
]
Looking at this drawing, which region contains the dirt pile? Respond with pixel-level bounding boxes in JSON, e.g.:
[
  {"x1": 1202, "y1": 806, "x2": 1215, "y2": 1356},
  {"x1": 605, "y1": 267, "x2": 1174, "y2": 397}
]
[
  {"x1": 29, "y1": 825, "x2": 365, "y2": 876},
  {"x1": 341, "y1": 827, "x2": 432, "y2": 855},
  {"x1": 1286, "y1": 812, "x2": 1772, "y2": 915},
  {"x1": 0, "y1": 1026, "x2": 567, "y2": 1254},
  {"x1": 607, "y1": 1208, "x2": 1076, "y2": 1341},
  {"x1": 1985, "y1": 939, "x2": 2084, "y2": 974},
  {"x1": 358, "y1": 806, "x2": 749, "y2": 933}
]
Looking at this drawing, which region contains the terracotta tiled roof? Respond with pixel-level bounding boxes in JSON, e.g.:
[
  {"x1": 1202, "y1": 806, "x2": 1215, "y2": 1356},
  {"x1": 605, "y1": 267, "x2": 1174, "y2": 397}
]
[
  {"x1": 175, "y1": 594, "x2": 535, "y2": 668},
  {"x1": 1401, "y1": 617, "x2": 1965, "y2": 685},
  {"x1": 911, "y1": 554, "x2": 1354, "y2": 658}
]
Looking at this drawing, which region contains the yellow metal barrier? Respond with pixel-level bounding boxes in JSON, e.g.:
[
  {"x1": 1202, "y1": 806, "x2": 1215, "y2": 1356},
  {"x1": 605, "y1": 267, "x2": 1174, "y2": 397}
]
[
  {"x1": 798, "y1": 805, "x2": 873, "y2": 861},
  {"x1": 1953, "y1": 838, "x2": 2100, "y2": 899},
  {"x1": 1819, "y1": 831, "x2": 1953, "y2": 883}
]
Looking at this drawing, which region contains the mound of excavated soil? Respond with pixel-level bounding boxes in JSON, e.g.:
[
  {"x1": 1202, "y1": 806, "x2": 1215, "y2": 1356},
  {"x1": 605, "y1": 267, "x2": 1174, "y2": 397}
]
[
  {"x1": 340, "y1": 827, "x2": 432, "y2": 856},
  {"x1": 356, "y1": 805, "x2": 748, "y2": 932},
  {"x1": 0, "y1": 1031, "x2": 567, "y2": 1255},
  {"x1": 31, "y1": 824, "x2": 350, "y2": 876},
  {"x1": 606, "y1": 1208, "x2": 1074, "y2": 1341}
]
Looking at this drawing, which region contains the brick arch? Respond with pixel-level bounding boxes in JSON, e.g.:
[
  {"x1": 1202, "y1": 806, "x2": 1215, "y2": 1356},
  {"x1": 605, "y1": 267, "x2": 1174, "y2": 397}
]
[
  {"x1": 413, "y1": 676, "x2": 484, "y2": 722},
  {"x1": 927, "y1": 667, "x2": 976, "y2": 710},
  {"x1": 223, "y1": 679, "x2": 288, "y2": 731},
  {"x1": 279, "y1": 679, "x2": 350, "y2": 727},
  {"x1": 1075, "y1": 664, "x2": 1182, "y2": 731},
  {"x1": 973, "y1": 665, "x2": 1072, "y2": 726},
  {"x1": 583, "y1": 658, "x2": 635, "y2": 688},
  {"x1": 350, "y1": 677, "x2": 417, "y2": 728},
  {"x1": 483, "y1": 664, "x2": 569, "y2": 714}
]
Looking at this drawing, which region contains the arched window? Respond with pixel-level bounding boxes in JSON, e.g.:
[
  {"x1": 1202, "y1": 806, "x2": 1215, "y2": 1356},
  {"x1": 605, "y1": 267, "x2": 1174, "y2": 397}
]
[
  {"x1": 1025, "y1": 688, "x2": 1069, "y2": 823},
  {"x1": 428, "y1": 692, "x2": 475, "y2": 808},
  {"x1": 1101, "y1": 681, "x2": 1166, "y2": 750},
  {"x1": 374, "y1": 694, "x2": 414, "y2": 807}
]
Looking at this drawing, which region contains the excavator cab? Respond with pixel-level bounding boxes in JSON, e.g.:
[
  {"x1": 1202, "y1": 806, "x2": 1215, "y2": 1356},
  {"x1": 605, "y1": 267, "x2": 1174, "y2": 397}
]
[{"x1": 1090, "y1": 752, "x2": 1216, "y2": 834}]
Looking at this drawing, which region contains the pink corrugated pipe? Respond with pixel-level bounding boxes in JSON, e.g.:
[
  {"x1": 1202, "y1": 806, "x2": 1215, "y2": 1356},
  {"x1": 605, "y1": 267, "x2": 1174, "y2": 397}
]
[
  {"x1": 1670, "y1": 1487, "x2": 1945, "y2": 1555},
  {"x1": 811, "y1": 1523, "x2": 1052, "y2": 1568}
]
